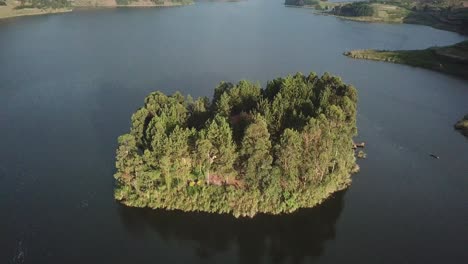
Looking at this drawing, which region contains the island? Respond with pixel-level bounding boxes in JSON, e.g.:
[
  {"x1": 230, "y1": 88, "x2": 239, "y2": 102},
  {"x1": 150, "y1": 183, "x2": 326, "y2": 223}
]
[
  {"x1": 455, "y1": 114, "x2": 468, "y2": 137},
  {"x1": 0, "y1": 0, "x2": 192, "y2": 19},
  {"x1": 114, "y1": 72, "x2": 359, "y2": 217},
  {"x1": 286, "y1": 0, "x2": 468, "y2": 36},
  {"x1": 344, "y1": 40, "x2": 468, "y2": 79}
]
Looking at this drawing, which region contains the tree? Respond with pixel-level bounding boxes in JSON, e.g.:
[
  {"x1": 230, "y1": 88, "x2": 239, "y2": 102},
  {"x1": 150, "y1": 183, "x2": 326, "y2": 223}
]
[
  {"x1": 114, "y1": 133, "x2": 147, "y2": 195},
  {"x1": 194, "y1": 130, "x2": 214, "y2": 180},
  {"x1": 240, "y1": 115, "x2": 273, "y2": 188},
  {"x1": 206, "y1": 115, "x2": 237, "y2": 182},
  {"x1": 164, "y1": 126, "x2": 193, "y2": 182},
  {"x1": 130, "y1": 108, "x2": 150, "y2": 147},
  {"x1": 115, "y1": 134, "x2": 139, "y2": 179},
  {"x1": 187, "y1": 96, "x2": 210, "y2": 129},
  {"x1": 215, "y1": 92, "x2": 232, "y2": 117},
  {"x1": 229, "y1": 80, "x2": 262, "y2": 114},
  {"x1": 276, "y1": 128, "x2": 302, "y2": 189},
  {"x1": 213, "y1": 81, "x2": 233, "y2": 105},
  {"x1": 146, "y1": 116, "x2": 167, "y2": 158}
]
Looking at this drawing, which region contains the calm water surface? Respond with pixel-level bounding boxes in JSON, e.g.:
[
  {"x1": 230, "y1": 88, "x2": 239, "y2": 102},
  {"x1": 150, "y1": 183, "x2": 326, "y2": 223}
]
[{"x1": 0, "y1": 0, "x2": 467, "y2": 263}]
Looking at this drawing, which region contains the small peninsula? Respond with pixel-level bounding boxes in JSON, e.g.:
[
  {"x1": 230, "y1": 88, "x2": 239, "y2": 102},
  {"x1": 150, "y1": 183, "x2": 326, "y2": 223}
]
[
  {"x1": 344, "y1": 41, "x2": 468, "y2": 79},
  {"x1": 455, "y1": 114, "x2": 468, "y2": 137},
  {"x1": 114, "y1": 72, "x2": 359, "y2": 217},
  {"x1": 286, "y1": 0, "x2": 468, "y2": 36}
]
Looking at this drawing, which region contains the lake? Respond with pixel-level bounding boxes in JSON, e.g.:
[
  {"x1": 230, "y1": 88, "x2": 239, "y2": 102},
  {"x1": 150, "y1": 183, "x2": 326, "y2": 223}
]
[{"x1": 0, "y1": 0, "x2": 467, "y2": 263}]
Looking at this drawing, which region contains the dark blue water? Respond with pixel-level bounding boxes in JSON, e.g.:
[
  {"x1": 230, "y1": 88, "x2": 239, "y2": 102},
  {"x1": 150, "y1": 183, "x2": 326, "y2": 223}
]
[{"x1": 0, "y1": 0, "x2": 467, "y2": 263}]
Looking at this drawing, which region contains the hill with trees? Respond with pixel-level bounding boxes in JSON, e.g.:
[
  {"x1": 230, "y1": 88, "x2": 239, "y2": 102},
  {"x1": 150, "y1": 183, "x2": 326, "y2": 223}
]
[
  {"x1": 286, "y1": 0, "x2": 468, "y2": 35},
  {"x1": 114, "y1": 72, "x2": 359, "y2": 217}
]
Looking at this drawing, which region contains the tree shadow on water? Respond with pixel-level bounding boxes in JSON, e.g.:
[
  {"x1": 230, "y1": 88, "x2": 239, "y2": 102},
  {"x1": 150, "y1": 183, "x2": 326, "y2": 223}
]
[{"x1": 117, "y1": 190, "x2": 347, "y2": 264}]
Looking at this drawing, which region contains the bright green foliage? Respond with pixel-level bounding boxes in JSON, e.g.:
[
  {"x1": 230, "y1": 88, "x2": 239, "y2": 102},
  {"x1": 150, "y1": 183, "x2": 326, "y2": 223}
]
[{"x1": 114, "y1": 72, "x2": 359, "y2": 217}]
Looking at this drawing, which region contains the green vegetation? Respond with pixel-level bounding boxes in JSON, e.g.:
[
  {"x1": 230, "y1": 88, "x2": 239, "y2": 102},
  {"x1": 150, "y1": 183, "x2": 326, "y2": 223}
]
[
  {"x1": 114, "y1": 72, "x2": 359, "y2": 217},
  {"x1": 0, "y1": 0, "x2": 194, "y2": 20},
  {"x1": 285, "y1": 0, "x2": 336, "y2": 11},
  {"x1": 327, "y1": 1, "x2": 416, "y2": 23},
  {"x1": 115, "y1": 0, "x2": 133, "y2": 5},
  {"x1": 454, "y1": 114, "x2": 468, "y2": 137},
  {"x1": 113, "y1": 0, "x2": 192, "y2": 6},
  {"x1": 404, "y1": 4, "x2": 468, "y2": 35},
  {"x1": 84, "y1": 0, "x2": 192, "y2": 7},
  {"x1": 344, "y1": 41, "x2": 468, "y2": 79},
  {"x1": 285, "y1": 0, "x2": 320, "y2": 6},
  {"x1": 357, "y1": 150, "x2": 367, "y2": 159},
  {"x1": 172, "y1": 0, "x2": 192, "y2": 4},
  {"x1": 0, "y1": 0, "x2": 72, "y2": 19},
  {"x1": 15, "y1": 0, "x2": 71, "y2": 9},
  {"x1": 333, "y1": 2, "x2": 375, "y2": 17},
  {"x1": 285, "y1": 0, "x2": 468, "y2": 35}
]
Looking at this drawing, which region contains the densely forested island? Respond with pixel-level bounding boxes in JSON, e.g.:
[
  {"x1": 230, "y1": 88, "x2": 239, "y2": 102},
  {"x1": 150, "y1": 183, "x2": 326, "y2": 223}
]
[
  {"x1": 286, "y1": 0, "x2": 468, "y2": 35},
  {"x1": 344, "y1": 40, "x2": 468, "y2": 79},
  {"x1": 455, "y1": 114, "x2": 468, "y2": 137},
  {"x1": 114, "y1": 72, "x2": 359, "y2": 217}
]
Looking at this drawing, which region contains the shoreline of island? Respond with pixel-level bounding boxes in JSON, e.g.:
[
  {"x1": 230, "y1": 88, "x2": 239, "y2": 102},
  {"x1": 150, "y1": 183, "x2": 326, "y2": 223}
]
[{"x1": 114, "y1": 72, "x2": 360, "y2": 217}]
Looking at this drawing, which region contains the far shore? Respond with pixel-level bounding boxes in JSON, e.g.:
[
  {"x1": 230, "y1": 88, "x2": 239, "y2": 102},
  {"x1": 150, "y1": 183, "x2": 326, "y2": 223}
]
[
  {"x1": 0, "y1": 0, "x2": 192, "y2": 20},
  {"x1": 287, "y1": 1, "x2": 468, "y2": 36},
  {"x1": 344, "y1": 41, "x2": 468, "y2": 80},
  {"x1": 0, "y1": 6, "x2": 72, "y2": 20}
]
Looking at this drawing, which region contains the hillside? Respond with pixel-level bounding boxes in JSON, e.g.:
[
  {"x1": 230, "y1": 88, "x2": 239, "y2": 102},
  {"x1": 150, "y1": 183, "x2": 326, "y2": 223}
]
[
  {"x1": 72, "y1": 0, "x2": 191, "y2": 7},
  {"x1": 344, "y1": 40, "x2": 468, "y2": 79},
  {"x1": 0, "y1": 0, "x2": 71, "y2": 19},
  {"x1": 287, "y1": 0, "x2": 468, "y2": 35},
  {"x1": 0, "y1": 0, "x2": 191, "y2": 19}
]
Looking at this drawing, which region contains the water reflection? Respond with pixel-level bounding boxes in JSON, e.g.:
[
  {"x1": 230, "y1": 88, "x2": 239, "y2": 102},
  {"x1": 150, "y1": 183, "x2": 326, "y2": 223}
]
[{"x1": 118, "y1": 190, "x2": 347, "y2": 264}]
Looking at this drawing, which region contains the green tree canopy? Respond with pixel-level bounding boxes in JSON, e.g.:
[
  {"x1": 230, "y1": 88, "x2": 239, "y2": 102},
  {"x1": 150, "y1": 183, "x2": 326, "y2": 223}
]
[{"x1": 114, "y1": 72, "x2": 359, "y2": 217}]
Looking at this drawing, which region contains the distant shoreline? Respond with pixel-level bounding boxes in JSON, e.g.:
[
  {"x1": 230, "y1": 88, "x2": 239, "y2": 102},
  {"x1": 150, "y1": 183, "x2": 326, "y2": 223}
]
[
  {"x1": 0, "y1": 0, "x2": 192, "y2": 20},
  {"x1": 0, "y1": 6, "x2": 72, "y2": 20},
  {"x1": 286, "y1": 1, "x2": 468, "y2": 36},
  {"x1": 344, "y1": 41, "x2": 468, "y2": 80}
]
